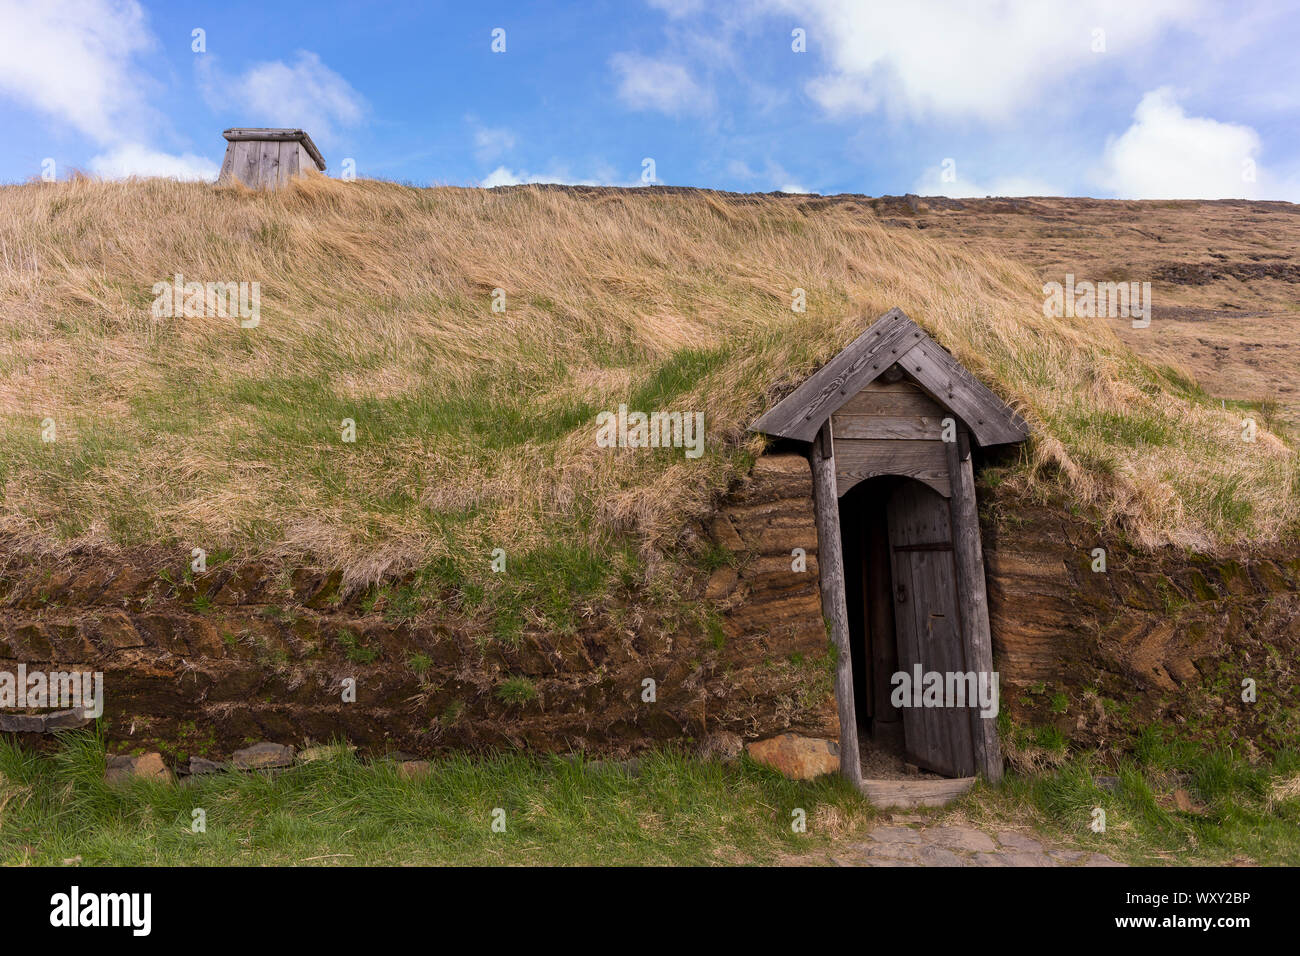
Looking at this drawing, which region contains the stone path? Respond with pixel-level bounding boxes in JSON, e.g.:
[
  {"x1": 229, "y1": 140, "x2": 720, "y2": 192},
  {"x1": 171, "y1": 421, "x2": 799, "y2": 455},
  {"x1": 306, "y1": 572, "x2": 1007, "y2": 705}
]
[{"x1": 825, "y1": 822, "x2": 1125, "y2": 867}]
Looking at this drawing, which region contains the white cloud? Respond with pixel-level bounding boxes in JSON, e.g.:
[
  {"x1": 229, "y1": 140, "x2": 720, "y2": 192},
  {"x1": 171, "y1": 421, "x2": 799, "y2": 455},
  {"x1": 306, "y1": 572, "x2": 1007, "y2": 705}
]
[
  {"x1": 204, "y1": 51, "x2": 366, "y2": 145},
  {"x1": 609, "y1": 52, "x2": 713, "y2": 115},
  {"x1": 0, "y1": 0, "x2": 242, "y2": 181},
  {"x1": 762, "y1": 0, "x2": 1196, "y2": 122},
  {"x1": 1094, "y1": 88, "x2": 1263, "y2": 199},
  {"x1": 480, "y1": 165, "x2": 641, "y2": 188},
  {"x1": 470, "y1": 122, "x2": 516, "y2": 163},
  {"x1": 0, "y1": 0, "x2": 154, "y2": 142},
  {"x1": 88, "y1": 144, "x2": 219, "y2": 181},
  {"x1": 912, "y1": 164, "x2": 1060, "y2": 198}
]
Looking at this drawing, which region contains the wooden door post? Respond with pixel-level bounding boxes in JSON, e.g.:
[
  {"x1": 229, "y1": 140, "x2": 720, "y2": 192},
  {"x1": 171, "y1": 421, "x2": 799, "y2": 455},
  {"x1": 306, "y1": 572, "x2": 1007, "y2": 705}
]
[
  {"x1": 810, "y1": 420, "x2": 863, "y2": 789},
  {"x1": 945, "y1": 429, "x2": 1003, "y2": 784}
]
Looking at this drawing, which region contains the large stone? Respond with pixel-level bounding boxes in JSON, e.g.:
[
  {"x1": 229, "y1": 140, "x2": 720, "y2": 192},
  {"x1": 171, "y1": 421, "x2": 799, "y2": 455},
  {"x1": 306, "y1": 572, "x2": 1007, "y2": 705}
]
[
  {"x1": 929, "y1": 826, "x2": 998, "y2": 853},
  {"x1": 746, "y1": 733, "x2": 840, "y2": 779},
  {"x1": 105, "y1": 752, "x2": 171, "y2": 784},
  {"x1": 232, "y1": 741, "x2": 296, "y2": 770}
]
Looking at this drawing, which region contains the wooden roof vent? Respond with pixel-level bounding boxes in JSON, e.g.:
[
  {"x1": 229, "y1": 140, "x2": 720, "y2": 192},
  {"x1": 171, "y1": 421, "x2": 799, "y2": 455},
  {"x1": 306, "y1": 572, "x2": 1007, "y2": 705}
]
[{"x1": 217, "y1": 128, "x2": 326, "y2": 190}]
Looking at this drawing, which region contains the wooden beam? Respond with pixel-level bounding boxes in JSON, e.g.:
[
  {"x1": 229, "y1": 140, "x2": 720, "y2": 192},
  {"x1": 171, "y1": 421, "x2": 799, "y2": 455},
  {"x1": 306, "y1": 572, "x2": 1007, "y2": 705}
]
[
  {"x1": 830, "y1": 414, "x2": 946, "y2": 440},
  {"x1": 897, "y1": 337, "x2": 1030, "y2": 447},
  {"x1": 833, "y1": 438, "x2": 951, "y2": 498},
  {"x1": 944, "y1": 429, "x2": 1003, "y2": 783},
  {"x1": 809, "y1": 419, "x2": 863, "y2": 790}
]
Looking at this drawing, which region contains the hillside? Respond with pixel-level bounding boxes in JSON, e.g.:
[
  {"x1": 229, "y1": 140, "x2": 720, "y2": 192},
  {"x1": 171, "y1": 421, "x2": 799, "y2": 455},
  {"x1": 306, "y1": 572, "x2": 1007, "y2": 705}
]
[{"x1": 0, "y1": 177, "x2": 1296, "y2": 622}]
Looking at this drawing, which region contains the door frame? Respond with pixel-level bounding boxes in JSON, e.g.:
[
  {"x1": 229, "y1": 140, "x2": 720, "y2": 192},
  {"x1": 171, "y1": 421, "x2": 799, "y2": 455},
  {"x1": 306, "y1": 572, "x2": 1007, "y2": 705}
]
[{"x1": 811, "y1": 421, "x2": 1003, "y2": 785}]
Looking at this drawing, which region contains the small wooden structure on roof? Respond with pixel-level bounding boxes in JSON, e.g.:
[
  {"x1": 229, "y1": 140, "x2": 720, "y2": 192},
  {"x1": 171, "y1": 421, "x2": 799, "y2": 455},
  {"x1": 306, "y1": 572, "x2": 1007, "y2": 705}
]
[
  {"x1": 752, "y1": 307, "x2": 1029, "y2": 794},
  {"x1": 218, "y1": 128, "x2": 326, "y2": 190}
]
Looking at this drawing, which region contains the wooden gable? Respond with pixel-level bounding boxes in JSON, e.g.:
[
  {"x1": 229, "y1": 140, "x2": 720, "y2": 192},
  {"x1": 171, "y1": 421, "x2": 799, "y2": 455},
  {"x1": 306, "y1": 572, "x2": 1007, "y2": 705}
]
[
  {"x1": 750, "y1": 308, "x2": 1029, "y2": 448},
  {"x1": 832, "y1": 377, "x2": 953, "y2": 497}
]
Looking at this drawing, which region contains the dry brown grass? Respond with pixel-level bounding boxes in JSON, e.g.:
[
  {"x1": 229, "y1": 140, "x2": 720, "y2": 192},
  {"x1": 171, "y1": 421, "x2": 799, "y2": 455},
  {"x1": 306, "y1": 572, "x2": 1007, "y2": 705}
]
[{"x1": 0, "y1": 176, "x2": 1294, "y2": 594}]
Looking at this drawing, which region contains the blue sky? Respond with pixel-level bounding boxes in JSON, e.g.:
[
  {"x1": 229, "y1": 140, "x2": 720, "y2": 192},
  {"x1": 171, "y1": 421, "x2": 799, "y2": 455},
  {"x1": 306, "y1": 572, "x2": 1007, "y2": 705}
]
[{"x1": 1, "y1": 0, "x2": 1298, "y2": 199}]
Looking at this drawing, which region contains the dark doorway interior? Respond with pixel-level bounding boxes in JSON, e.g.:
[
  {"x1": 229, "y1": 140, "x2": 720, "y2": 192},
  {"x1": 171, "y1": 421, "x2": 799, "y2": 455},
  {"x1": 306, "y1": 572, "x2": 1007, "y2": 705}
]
[{"x1": 839, "y1": 475, "x2": 906, "y2": 760}]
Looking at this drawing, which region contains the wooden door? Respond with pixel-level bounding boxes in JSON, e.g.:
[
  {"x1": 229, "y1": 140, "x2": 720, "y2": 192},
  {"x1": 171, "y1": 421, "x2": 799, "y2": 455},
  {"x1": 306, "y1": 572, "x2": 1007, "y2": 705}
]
[{"x1": 886, "y1": 482, "x2": 977, "y2": 776}]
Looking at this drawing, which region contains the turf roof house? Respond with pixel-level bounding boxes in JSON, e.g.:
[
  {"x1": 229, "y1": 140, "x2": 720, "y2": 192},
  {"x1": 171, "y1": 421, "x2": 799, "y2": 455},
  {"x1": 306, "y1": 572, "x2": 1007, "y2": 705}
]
[{"x1": 749, "y1": 308, "x2": 1029, "y2": 794}]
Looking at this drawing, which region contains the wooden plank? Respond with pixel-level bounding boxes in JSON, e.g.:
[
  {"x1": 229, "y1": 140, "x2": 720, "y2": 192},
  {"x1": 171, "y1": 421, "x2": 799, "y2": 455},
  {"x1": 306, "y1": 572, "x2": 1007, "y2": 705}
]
[
  {"x1": 839, "y1": 386, "x2": 946, "y2": 418},
  {"x1": 223, "y1": 128, "x2": 306, "y2": 140},
  {"x1": 858, "y1": 377, "x2": 932, "y2": 393},
  {"x1": 831, "y1": 414, "x2": 946, "y2": 440},
  {"x1": 217, "y1": 143, "x2": 236, "y2": 184},
  {"x1": 752, "y1": 309, "x2": 927, "y2": 442},
  {"x1": 259, "y1": 139, "x2": 282, "y2": 190},
  {"x1": 834, "y1": 438, "x2": 951, "y2": 497},
  {"x1": 235, "y1": 141, "x2": 260, "y2": 188},
  {"x1": 897, "y1": 337, "x2": 1030, "y2": 447},
  {"x1": 887, "y1": 482, "x2": 976, "y2": 777},
  {"x1": 280, "y1": 139, "x2": 299, "y2": 186},
  {"x1": 860, "y1": 776, "x2": 976, "y2": 808},
  {"x1": 946, "y1": 429, "x2": 1003, "y2": 783},
  {"x1": 810, "y1": 420, "x2": 863, "y2": 790}
]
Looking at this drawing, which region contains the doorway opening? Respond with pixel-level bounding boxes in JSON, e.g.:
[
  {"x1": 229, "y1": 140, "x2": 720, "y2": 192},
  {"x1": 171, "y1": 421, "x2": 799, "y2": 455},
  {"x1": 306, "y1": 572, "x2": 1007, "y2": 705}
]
[{"x1": 839, "y1": 474, "x2": 978, "y2": 779}]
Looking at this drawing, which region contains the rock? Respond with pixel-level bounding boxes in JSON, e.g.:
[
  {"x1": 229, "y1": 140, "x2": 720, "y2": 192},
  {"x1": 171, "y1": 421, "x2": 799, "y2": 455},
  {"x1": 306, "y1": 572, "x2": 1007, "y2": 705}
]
[
  {"x1": 746, "y1": 733, "x2": 840, "y2": 779},
  {"x1": 928, "y1": 826, "x2": 997, "y2": 853},
  {"x1": 867, "y1": 826, "x2": 924, "y2": 844},
  {"x1": 298, "y1": 744, "x2": 356, "y2": 764},
  {"x1": 105, "y1": 752, "x2": 171, "y2": 784},
  {"x1": 232, "y1": 742, "x2": 296, "y2": 770},
  {"x1": 915, "y1": 846, "x2": 965, "y2": 866},
  {"x1": 188, "y1": 756, "x2": 227, "y2": 775},
  {"x1": 1048, "y1": 849, "x2": 1089, "y2": 864},
  {"x1": 0, "y1": 713, "x2": 45, "y2": 733},
  {"x1": 996, "y1": 830, "x2": 1045, "y2": 852},
  {"x1": 43, "y1": 709, "x2": 93, "y2": 730},
  {"x1": 697, "y1": 730, "x2": 744, "y2": 762},
  {"x1": 996, "y1": 850, "x2": 1057, "y2": 866}
]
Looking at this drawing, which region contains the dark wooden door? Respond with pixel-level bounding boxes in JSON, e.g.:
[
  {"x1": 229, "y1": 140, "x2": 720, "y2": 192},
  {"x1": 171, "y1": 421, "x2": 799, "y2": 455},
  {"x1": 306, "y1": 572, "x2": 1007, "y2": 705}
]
[{"x1": 886, "y1": 482, "x2": 976, "y2": 776}]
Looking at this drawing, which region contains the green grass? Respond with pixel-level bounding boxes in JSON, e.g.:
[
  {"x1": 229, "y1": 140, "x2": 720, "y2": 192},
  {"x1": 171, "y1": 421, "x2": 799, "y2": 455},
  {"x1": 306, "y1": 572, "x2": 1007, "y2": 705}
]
[
  {"x1": 3, "y1": 732, "x2": 1296, "y2": 866},
  {"x1": 0, "y1": 733, "x2": 870, "y2": 866},
  {"x1": 966, "y1": 728, "x2": 1300, "y2": 866}
]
